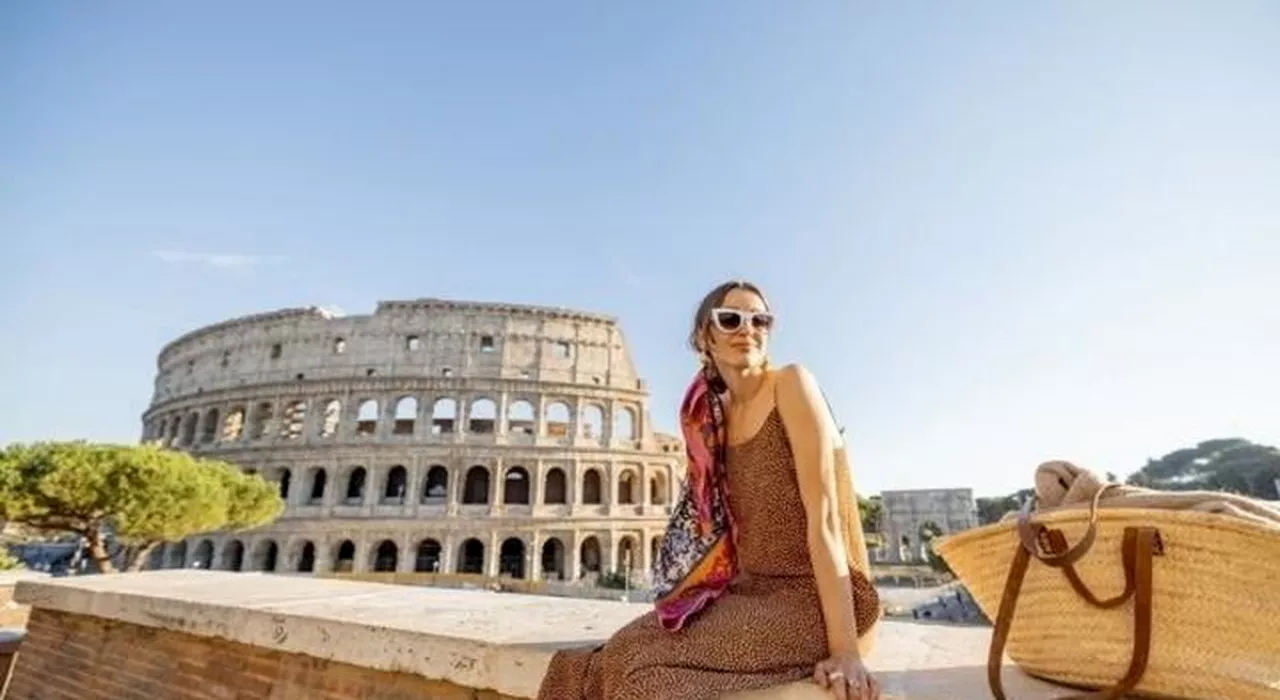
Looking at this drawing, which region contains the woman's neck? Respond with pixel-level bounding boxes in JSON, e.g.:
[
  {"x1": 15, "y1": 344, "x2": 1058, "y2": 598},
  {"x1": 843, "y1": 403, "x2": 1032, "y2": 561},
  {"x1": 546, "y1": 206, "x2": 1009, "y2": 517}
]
[{"x1": 714, "y1": 363, "x2": 768, "y2": 406}]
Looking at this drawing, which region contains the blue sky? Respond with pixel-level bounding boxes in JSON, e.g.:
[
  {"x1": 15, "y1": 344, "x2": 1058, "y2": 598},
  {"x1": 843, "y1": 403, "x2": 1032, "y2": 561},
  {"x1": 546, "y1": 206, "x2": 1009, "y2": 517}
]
[{"x1": 3, "y1": 2, "x2": 1279, "y2": 496}]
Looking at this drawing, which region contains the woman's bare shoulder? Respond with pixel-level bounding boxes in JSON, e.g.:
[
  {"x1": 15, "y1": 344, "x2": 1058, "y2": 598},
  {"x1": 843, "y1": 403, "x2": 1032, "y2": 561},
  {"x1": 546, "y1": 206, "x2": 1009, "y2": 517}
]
[
  {"x1": 773, "y1": 364, "x2": 841, "y2": 446},
  {"x1": 773, "y1": 363, "x2": 821, "y2": 402}
]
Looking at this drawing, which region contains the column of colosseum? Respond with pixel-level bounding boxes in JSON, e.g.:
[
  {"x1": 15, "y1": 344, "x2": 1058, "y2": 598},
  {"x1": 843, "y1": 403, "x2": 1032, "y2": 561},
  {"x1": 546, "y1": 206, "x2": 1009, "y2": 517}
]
[{"x1": 140, "y1": 299, "x2": 686, "y2": 587}]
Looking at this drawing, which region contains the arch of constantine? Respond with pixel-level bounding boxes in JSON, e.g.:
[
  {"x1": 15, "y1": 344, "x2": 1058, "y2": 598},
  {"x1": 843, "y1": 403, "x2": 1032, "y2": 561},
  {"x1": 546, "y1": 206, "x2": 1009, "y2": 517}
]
[{"x1": 139, "y1": 298, "x2": 685, "y2": 585}]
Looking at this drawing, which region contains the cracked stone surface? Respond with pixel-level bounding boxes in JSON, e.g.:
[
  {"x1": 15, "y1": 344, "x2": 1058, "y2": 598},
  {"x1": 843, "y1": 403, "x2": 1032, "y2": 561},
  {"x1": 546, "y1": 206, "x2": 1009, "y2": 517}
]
[{"x1": 14, "y1": 570, "x2": 1068, "y2": 699}]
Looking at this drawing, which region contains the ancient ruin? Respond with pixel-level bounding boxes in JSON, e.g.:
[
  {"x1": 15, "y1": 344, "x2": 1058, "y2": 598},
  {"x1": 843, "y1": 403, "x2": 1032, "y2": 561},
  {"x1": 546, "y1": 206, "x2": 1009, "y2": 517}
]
[
  {"x1": 877, "y1": 488, "x2": 979, "y2": 564},
  {"x1": 138, "y1": 299, "x2": 684, "y2": 583}
]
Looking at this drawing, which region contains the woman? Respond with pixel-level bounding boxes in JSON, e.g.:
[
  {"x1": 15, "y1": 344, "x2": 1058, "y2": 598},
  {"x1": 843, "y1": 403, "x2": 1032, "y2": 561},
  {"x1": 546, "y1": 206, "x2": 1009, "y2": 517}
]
[{"x1": 538, "y1": 280, "x2": 881, "y2": 700}]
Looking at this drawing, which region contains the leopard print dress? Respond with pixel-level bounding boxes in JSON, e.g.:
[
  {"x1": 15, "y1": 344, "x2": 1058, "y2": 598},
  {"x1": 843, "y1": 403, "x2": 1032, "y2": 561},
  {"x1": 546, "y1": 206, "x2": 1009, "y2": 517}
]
[{"x1": 536, "y1": 408, "x2": 880, "y2": 700}]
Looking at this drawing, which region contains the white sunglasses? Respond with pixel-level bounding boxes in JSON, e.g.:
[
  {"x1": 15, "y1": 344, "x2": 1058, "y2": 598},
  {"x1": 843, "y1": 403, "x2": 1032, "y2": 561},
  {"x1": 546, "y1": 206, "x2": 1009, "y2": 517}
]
[{"x1": 709, "y1": 307, "x2": 775, "y2": 333}]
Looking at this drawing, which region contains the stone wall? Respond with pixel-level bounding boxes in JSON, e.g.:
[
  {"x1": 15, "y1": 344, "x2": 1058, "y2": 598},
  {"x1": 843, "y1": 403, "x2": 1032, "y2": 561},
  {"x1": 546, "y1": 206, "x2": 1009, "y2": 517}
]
[
  {"x1": 5, "y1": 570, "x2": 1067, "y2": 700},
  {"x1": 9, "y1": 609, "x2": 518, "y2": 700},
  {"x1": 0, "y1": 573, "x2": 44, "y2": 628}
]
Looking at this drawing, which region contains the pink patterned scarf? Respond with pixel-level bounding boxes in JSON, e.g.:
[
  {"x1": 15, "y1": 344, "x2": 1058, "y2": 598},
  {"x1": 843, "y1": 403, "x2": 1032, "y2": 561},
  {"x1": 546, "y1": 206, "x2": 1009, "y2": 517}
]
[{"x1": 650, "y1": 366, "x2": 739, "y2": 630}]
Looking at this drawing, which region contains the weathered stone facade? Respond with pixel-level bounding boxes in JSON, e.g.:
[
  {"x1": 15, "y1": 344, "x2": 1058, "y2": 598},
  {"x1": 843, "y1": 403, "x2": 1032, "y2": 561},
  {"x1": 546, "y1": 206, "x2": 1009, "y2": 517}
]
[
  {"x1": 140, "y1": 299, "x2": 684, "y2": 583},
  {"x1": 878, "y1": 488, "x2": 978, "y2": 564}
]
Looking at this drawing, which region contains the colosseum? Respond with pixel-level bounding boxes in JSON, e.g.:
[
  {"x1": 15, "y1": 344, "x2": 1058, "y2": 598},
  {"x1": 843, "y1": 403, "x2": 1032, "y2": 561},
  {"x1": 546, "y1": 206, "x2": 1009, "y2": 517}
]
[{"x1": 139, "y1": 298, "x2": 685, "y2": 586}]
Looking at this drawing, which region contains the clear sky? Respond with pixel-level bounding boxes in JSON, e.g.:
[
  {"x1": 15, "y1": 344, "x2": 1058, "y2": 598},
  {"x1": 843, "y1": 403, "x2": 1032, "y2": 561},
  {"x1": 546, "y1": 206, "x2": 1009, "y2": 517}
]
[{"x1": 3, "y1": 2, "x2": 1279, "y2": 497}]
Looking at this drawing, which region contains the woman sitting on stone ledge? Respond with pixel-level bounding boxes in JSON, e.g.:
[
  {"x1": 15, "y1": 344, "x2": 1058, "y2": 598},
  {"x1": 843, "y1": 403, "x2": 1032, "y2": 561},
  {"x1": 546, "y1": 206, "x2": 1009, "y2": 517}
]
[{"x1": 538, "y1": 280, "x2": 882, "y2": 700}]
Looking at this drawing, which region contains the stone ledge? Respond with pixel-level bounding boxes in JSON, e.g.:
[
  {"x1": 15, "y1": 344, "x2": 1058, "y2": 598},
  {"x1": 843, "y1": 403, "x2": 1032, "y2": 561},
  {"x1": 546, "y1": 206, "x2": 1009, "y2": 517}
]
[
  {"x1": 0, "y1": 571, "x2": 46, "y2": 629},
  {"x1": 14, "y1": 570, "x2": 1067, "y2": 699}
]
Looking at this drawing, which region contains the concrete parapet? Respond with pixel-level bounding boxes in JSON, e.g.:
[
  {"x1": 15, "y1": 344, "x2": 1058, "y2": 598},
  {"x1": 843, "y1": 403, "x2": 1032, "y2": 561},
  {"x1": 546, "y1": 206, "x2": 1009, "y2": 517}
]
[
  {"x1": 0, "y1": 572, "x2": 47, "y2": 629},
  {"x1": 7, "y1": 571, "x2": 1066, "y2": 699}
]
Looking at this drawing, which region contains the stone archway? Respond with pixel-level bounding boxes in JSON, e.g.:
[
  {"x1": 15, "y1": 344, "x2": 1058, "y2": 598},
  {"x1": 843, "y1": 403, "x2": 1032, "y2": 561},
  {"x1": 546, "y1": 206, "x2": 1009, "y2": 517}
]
[
  {"x1": 540, "y1": 538, "x2": 565, "y2": 580},
  {"x1": 498, "y1": 538, "x2": 525, "y2": 579},
  {"x1": 457, "y1": 538, "x2": 484, "y2": 574}
]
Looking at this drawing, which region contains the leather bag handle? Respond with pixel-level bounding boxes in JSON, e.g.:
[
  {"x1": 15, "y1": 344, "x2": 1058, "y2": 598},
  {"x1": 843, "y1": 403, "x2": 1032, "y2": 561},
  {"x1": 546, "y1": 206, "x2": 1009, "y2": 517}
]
[
  {"x1": 1015, "y1": 484, "x2": 1117, "y2": 568},
  {"x1": 987, "y1": 524, "x2": 1161, "y2": 700}
]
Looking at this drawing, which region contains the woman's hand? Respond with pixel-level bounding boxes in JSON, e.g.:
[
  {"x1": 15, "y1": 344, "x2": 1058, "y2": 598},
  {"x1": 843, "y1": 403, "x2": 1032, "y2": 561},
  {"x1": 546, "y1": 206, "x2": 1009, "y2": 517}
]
[{"x1": 812, "y1": 651, "x2": 880, "y2": 700}]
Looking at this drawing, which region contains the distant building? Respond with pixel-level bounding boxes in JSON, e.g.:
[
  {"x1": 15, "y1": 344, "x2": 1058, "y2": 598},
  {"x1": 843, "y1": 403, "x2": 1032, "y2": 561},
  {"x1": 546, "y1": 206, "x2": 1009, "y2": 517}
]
[{"x1": 876, "y1": 488, "x2": 979, "y2": 564}]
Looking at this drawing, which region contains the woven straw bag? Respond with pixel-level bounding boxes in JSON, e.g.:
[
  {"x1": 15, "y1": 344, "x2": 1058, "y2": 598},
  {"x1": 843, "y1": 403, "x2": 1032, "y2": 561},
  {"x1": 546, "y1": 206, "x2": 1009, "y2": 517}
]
[{"x1": 935, "y1": 485, "x2": 1280, "y2": 699}]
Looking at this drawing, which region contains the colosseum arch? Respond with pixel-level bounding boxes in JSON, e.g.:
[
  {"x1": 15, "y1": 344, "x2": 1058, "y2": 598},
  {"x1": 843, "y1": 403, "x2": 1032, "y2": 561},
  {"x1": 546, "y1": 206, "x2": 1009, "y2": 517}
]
[
  {"x1": 333, "y1": 540, "x2": 356, "y2": 572},
  {"x1": 280, "y1": 400, "x2": 306, "y2": 440},
  {"x1": 317, "y1": 399, "x2": 341, "y2": 438},
  {"x1": 250, "y1": 402, "x2": 273, "y2": 439},
  {"x1": 307, "y1": 467, "x2": 327, "y2": 504},
  {"x1": 382, "y1": 465, "x2": 408, "y2": 503},
  {"x1": 545, "y1": 401, "x2": 572, "y2": 437},
  {"x1": 507, "y1": 400, "x2": 535, "y2": 435},
  {"x1": 414, "y1": 539, "x2": 442, "y2": 572},
  {"x1": 617, "y1": 536, "x2": 638, "y2": 572},
  {"x1": 200, "y1": 408, "x2": 220, "y2": 443},
  {"x1": 579, "y1": 537, "x2": 602, "y2": 575},
  {"x1": 193, "y1": 540, "x2": 214, "y2": 569},
  {"x1": 614, "y1": 406, "x2": 636, "y2": 441},
  {"x1": 276, "y1": 468, "x2": 292, "y2": 501},
  {"x1": 582, "y1": 469, "x2": 603, "y2": 505},
  {"x1": 581, "y1": 404, "x2": 605, "y2": 442},
  {"x1": 355, "y1": 400, "x2": 379, "y2": 436},
  {"x1": 222, "y1": 407, "x2": 245, "y2": 441},
  {"x1": 456, "y1": 538, "x2": 484, "y2": 574},
  {"x1": 372, "y1": 540, "x2": 398, "y2": 572},
  {"x1": 649, "y1": 471, "x2": 668, "y2": 505},
  {"x1": 393, "y1": 397, "x2": 418, "y2": 434},
  {"x1": 344, "y1": 467, "x2": 368, "y2": 504},
  {"x1": 222, "y1": 540, "x2": 245, "y2": 571},
  {"x1": 180, "y1": 412, "x2": 198, "y2": 446},
  {"x1": 462, "y1": 465, "x2": 490, "y2": 505},
  {"x1": 498, "y1": 537, "x2": 526, "y2": 579},
  {"x1": 617, "y1": 469, "x2": 638, "y2": 505},
  {"x1": 422, "y1": 465, "x2": 448, "y2": 503},
  {"x1": 540, "y1": 538, "x2": 566, "y2": 580},
  {"x1": 295, "y1": 541, "x2": 316, "y2": 572},
  {"x1": 252, "y1": 540, "x2": 279, "y2": 572},
  {"x1": 167, "y1": 540, "x2": 188, "y2": 569},
  {"x1": 543, "y1": 468, "x2": 567, "y2": 504},
  {"x1": 431, "y1": 398, "x2": 457, "y2": 434},
  {"x1": 503, "y1": 466, "x2": 530, "y2": 505},
  {"x1": 650, "y1": 535, "x2": 662, "y2": 566},
  {"x1": 468, "y1": 398, "x2": 497, "y2": 434}
]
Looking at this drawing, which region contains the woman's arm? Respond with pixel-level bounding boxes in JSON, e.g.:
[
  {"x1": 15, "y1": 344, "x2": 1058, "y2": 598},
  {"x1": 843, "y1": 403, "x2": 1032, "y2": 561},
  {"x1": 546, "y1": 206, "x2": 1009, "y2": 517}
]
[{"x1": 774, "y1": 363, "x2": 860, "y2": 659}]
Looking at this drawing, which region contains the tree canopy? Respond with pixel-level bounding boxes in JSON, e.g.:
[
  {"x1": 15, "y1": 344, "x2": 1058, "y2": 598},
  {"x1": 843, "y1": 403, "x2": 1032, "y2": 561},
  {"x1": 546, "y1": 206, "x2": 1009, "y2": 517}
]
[
  {"x1": 858, "y1": 494, "x2": 883, "y2": 534},
  {"x1": 1126, "y1": 438, "x2": 1280, "y2": 499},
  {"x1": 0, "y1": 441, "x2": 283, "y2": 572},
  {"x1": 917, "y1": 520, "x2": 952, "y2": 575},
  {"x1": 974, "y1": 437, "x2": 1280, "y2": 525},
  {"x1": 975, "y1": 488, "x2": 1034, "y2": 526}
]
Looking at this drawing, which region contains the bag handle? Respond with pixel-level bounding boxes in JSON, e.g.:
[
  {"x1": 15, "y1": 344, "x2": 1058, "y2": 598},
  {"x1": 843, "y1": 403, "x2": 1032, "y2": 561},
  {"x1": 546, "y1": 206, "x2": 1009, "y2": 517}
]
[
  {"x1": 987, "y1": 520, "x2": 1161, "y2": 700},
  {"x1": 1014, "y1": 483, "x2": 1117, "y2": 568}
]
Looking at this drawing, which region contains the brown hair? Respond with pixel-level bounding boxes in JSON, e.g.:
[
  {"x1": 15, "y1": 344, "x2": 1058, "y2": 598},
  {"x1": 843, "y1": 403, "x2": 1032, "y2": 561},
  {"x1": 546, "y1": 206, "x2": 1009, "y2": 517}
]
[{"x1": 687, "y1": 279, "x2": 771, "y2": 354}]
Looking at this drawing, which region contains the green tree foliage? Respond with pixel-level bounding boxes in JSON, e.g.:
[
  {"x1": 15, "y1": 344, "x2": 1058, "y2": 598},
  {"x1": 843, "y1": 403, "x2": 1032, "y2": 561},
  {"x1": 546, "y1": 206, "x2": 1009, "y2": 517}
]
[
  {"x1": 973, "y1": 438, "x2": 1280, "y2": 529},
  {"x1": 1127, "y1": 438, "x2": 1280, "y2": 499},
  {"x1": 975, "y1": 488, "x2": 1035, "y2": 526},
  {"x1": 0, "y1": 548, "x2": 24, "y2": 571},
  {"x1": 858, "y1": 494, "x2": 883, "y2": 533},
  {"x1": 917, "y1": 520, "x2": 952, "y2": 575},
  {"x1": 0, "y1": 441, "x2": 283, "y2": 573}
]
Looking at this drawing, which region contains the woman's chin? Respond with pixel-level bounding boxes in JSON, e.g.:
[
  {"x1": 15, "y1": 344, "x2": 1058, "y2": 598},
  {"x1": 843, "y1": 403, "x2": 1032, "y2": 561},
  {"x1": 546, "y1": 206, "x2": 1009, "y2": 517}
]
[{"x1": 722, "y1": 354, "x2": 765, "y2": 373}]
